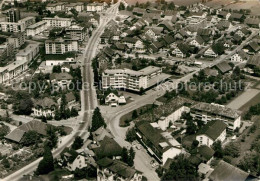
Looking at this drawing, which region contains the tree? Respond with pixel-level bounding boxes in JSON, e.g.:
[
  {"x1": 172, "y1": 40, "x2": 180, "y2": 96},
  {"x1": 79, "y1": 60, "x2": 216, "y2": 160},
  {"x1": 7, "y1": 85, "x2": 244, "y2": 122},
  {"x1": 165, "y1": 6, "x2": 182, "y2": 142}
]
[
  {"x1": 71, "y1": 136, "x2": 84, "y2": 150},
  {"x1": 119, "y1": 2, "x2": 125, "y2": 10},
  {"x1": 132, "y1": 110, "x2": 138, "y2": 120},
  {"x1": 21, "y1": 131, "x2": 40, "y2": 146},
  {"x1": 52, "y1": 65, "x2": 61, "y2": 73},
  {"x1": 2, "y1": 158, "x2": 10, "y2": 168},
  {"x1": 121, "y1": 147, "x2": 128, "y2": 163},
  {"x1": 70, "y1": 107, "x2": 78, "y2": 117},
  {"x1": 128, "y1": 147, "x2": 135, "y2": 166},
  {"x1": 212, "y1": 140, "x2": 223, "y2": 158},
  {"x1": 125, "y1": 127, "x2": 136, "y2": 142},
  {"x1": 224, "y1": 142, "x2": 240, "y2": 157},
  {"x1": 162, "y1": 154, "x2": 199, "y2": 181},
  {"x1": 91, "y1": 107, "x2": 106, "y2": 132},
  {"x1": 36, "y1": 146, "x2": 54, "y2": 175},
  {"x1": 46, "y1": 126, "x2": 58, "y2": 149}
]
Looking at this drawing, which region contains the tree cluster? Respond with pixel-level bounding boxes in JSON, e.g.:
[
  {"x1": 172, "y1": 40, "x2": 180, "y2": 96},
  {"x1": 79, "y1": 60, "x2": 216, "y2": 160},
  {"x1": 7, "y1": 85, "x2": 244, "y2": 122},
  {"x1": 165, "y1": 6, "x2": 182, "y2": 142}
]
[{"x1": 121, "y1": 147, "x2": 135, "y2": 167}]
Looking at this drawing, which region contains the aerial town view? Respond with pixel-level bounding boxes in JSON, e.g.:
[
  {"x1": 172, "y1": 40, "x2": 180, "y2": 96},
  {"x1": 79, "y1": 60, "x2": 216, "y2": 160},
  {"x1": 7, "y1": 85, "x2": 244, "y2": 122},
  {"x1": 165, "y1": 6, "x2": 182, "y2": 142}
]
[{"x1": 0, "y1": 0, "x2": 260, "y2": 180}]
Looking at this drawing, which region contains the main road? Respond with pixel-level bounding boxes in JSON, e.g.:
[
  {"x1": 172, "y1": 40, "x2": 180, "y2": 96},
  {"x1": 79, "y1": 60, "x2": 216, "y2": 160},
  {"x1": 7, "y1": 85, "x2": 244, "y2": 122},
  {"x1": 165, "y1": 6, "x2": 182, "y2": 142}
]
[{"x1": 3, "y1": 2, "x2": 119, "y2": 181}]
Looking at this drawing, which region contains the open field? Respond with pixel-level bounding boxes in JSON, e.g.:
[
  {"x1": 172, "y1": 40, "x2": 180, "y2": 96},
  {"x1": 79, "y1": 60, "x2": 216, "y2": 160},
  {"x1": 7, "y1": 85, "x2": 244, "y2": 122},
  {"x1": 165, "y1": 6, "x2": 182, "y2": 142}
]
[
  {"x1": 239, "y1": 92, "x2": 260, "y2": 113},
  {"x1": 224, "y1": 1, "x2": 260, "y2": 16},
  {"x1": 227, "y1": 89, "x2": 260, "y2": 110}
]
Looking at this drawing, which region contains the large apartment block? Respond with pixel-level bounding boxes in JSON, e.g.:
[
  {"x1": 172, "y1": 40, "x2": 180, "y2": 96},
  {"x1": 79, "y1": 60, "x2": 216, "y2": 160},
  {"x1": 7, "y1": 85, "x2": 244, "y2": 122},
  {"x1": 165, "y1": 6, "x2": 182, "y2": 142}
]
[
  {"x1": 7, "y1": 32, "x2": 25, "y2": 49},
  {"x1": 26, "y1": 21, "x2": 47, "y2": 36},
  {"x1": 4, "y1": 8, "x2": 21, "y2": 22},
  {"x1": 0, "y1": 17, "x2": 35, "y2": 32},
  {"x1": 16, "y1": 43, "x2": 40, "y2": 62},
  {"x1": 0, "y1": 59, "x2": 28, "y2": 84},
  {"x1": 190, "y1": 102, "x2": 241, "y2": 130},
  {"x1": 65, "y1": 25, "x2": 86, "y2": 41},
  {"x1": 43, "y1": 16, "x2": 73, "y2": 27},
  {"x1": 45, "y1": 38, "x2": 78, "y2": 54},
  {"x1": 102, "y1": 66, "x2": 166, "y2": 92}
]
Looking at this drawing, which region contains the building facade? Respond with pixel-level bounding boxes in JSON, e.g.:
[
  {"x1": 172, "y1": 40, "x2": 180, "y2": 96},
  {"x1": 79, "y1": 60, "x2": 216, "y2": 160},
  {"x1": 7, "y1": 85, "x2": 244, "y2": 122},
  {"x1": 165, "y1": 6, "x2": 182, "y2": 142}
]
[
  {"x1": 26, "y1": 21, "x2": 48, "y2": 36},
  {"x1": 43, "y1": 16, "x2": 73, "y2": 27},
  {"x1": 45, "y1": 38, "x2": 78, "y2": 54}
]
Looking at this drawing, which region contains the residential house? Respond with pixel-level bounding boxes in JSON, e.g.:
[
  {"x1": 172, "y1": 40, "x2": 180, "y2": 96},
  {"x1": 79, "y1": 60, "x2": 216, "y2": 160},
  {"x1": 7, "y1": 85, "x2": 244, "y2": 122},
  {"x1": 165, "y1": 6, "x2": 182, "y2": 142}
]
[
  {"x1": 215, "y1": 61, "x2": 232, "y2": 74},
  {"x1": 135, "y1": 120, "x2": 184, "y2": 165},
  {"x1": 92, "y1": 126, "x2": 114, "y2": 142},
  {"x1": 186, "y1": 11, "x2": 207, "y2": 25},
  {"x1": 209, "y1": 160, "x2": 257, "y2": 181},
  {"x1": 216, "y1": 20, "x2": 231, "y2": 31},
  {"x1": 236, "y1": 27, "x2": 251, "y2": 37},
  {"x1": 204, "y1": 47, "x2": 218, "y2": 58},
  {"x1": 246, "y1": 41, "x2": 260, "y2": 53},
  {"x1": 189, "y1": 36, "x2": 205, "y2": 48},
  {"x1": 5, "y1": 120, "x2": 52, "y2": 143},
  {"x1": 105, "y1": 93, "x2": 119, "y2": 105},
  {"x1": 245, "y1": 18, "x2": 260, "y2": 28},
  {"x1": 92, "y1": 136, "x2": 122, "y2": 159},
  {"x1": 218, "y1": 11, "x2": 231, "y2": 20},
  {"x1": 172, "y1": 43, "x2": 190, "y2": 58},
  {"x1": 32, "y1": 97, "x2": 58, "y2": 118},
  {"x1": 231, "y1": 50, "x2": 249, "y2": 62},
  {"x1": 196, "y1": 120, "x2": 227, "y2": 147},
  {"x1": 190, "y1": 102, "x2": 241, "y2": 130},
  {"x1": 97, "y1": 157, "x2": 143, "y2": 181},
  {"x1": 247, "y1": 54, "x2": 260, "y2": 69},
  {"x1": 45, "y1": 57, "x2": 76, "y2": 66},
  {"x1": 50, "y1": 72, "x2": 73, "y2": 89},
  {"x1": 229, "y1": 13, "x2": 244, "y2": 22}
]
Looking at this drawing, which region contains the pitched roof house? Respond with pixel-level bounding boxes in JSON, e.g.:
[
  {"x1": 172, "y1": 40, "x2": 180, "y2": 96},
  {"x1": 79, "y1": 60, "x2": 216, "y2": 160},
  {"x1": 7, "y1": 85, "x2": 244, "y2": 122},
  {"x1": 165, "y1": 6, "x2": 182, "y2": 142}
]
[{"x1": 196, "y1": 120, "x2": 227, "y2": 147}]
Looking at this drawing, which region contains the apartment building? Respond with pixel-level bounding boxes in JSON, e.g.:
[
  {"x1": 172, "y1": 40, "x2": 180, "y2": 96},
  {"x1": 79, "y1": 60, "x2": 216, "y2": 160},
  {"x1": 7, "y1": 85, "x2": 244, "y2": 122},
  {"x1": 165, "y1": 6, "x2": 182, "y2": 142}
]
[
  {"x1": 43, "y1": 16, "x2": 73, "y2": 28},
  {"x1": 0, "y1": 17, "x2": 35, "y2": 32},
  {"x1": 46, "y1": 3, "x2": 65, "y2": 13},
  {"x1": 4, "y1": 8, "x2": 21, "y2": 22},
  {"x1": 45, "y1": 38, "x2": 78, "y2": 54},
  {"x1": 0, "y1": 59, "x2": 28, "y2": 84},
  {"x1": 7, "y1": 32, "x2": 25, "y2": 48},
  {"x1": 16, "y1": 43, "x2": 40, "y2": 62},
  {"x1": 0, "y1": 42, "x2": 14, "y2": 61},
  {"x1": 190, "y1": 102, "x2": 241, "y2": 130},
  {"x1": 26, "y1": 21, "x2": 47, "y2": 36},
  {"x1": 65, "y1": 25, "x2": 86, "y2": 41},
  {"x1": 86, "y1": 2, "x2": 104, "y2": 12},
  {"x1": 136, "y1": 120, "x2": 183, "y2": 165},
  {"x1": 65, "y1": 3, "x2": 84, "y2": 13},
  {"x1": 102, "y1": 66, "x2": 166, "y2": 92}
]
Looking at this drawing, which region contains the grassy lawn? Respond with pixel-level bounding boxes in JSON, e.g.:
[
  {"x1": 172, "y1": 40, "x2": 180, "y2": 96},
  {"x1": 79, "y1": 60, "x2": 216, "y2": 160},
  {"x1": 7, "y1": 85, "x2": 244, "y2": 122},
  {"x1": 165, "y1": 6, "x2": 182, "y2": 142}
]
[
  {"x1": 230, "y1": 116, "x2": 260, "y2": 166},
  {"x1": 47, "y1": 168, "x2": 71, "y2": 180},
  {"x1": 239, "y1": 92, "x2": 260, "y2": 115},
  {"x1": 119, "y1": 104, "x2": 154, "y2": 127}
]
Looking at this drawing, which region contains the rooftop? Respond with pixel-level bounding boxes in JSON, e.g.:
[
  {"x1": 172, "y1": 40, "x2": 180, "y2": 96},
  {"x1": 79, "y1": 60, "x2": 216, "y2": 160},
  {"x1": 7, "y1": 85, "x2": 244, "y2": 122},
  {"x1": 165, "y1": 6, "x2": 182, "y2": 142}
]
[
  {"x1": 191, "y1": 102, "x2": 241, "y2": 119},
  {"x1": 197, "y1": 120, "x2": 227, "y2": 141}
]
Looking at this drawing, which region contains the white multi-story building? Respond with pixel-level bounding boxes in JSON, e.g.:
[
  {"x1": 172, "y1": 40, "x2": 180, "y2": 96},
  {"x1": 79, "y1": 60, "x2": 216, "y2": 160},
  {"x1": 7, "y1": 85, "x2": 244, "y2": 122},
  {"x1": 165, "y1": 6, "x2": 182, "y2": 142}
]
[
  {"x1": 0, "y1": 16, "x2": 35, "y2": 32},
  {"x1": 45, "y1": 38, "x2": 78, "y2": 54},
  {"x1": 65, "y1": 3, "x2": 84, "y2": 13},
  {"x1": 65, "y1": 25, "x2": 86, "y2": 41},
  {"x1": 191, "y1": 102, "x2": 241, "y2": 130},
  {"x1": 0, "y1": 59, "x2": 28, "y2": 84},
  {"x1": 102, "y1": 66, "x2": 164, "y2": 92},
  {"x1": 86, "y1": 2, "x2": 104, "y2": 12},
  {"x1": 16, "y1": 43, "x2": 40, "y2": 63},
  {"x1": 43, "y1": 16, "x2": 73, "y2": 28},
  {"x1": 46, "y1": 3, "x2": 65, "y2": 13},
  {"x1": 26, "y1": 21, "x2": 48, "y2": 36},
  {"x1": 196, "y1": 120, "x2": 227, "y2": 147}
]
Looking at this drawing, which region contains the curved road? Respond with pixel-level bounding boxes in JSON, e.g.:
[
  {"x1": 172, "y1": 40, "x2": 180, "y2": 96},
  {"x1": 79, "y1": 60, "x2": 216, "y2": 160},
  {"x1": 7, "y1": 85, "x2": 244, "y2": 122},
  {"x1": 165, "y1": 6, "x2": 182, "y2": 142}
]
[{"x1": 3, "y1": 3, "x2": 119, "y2": 181}]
